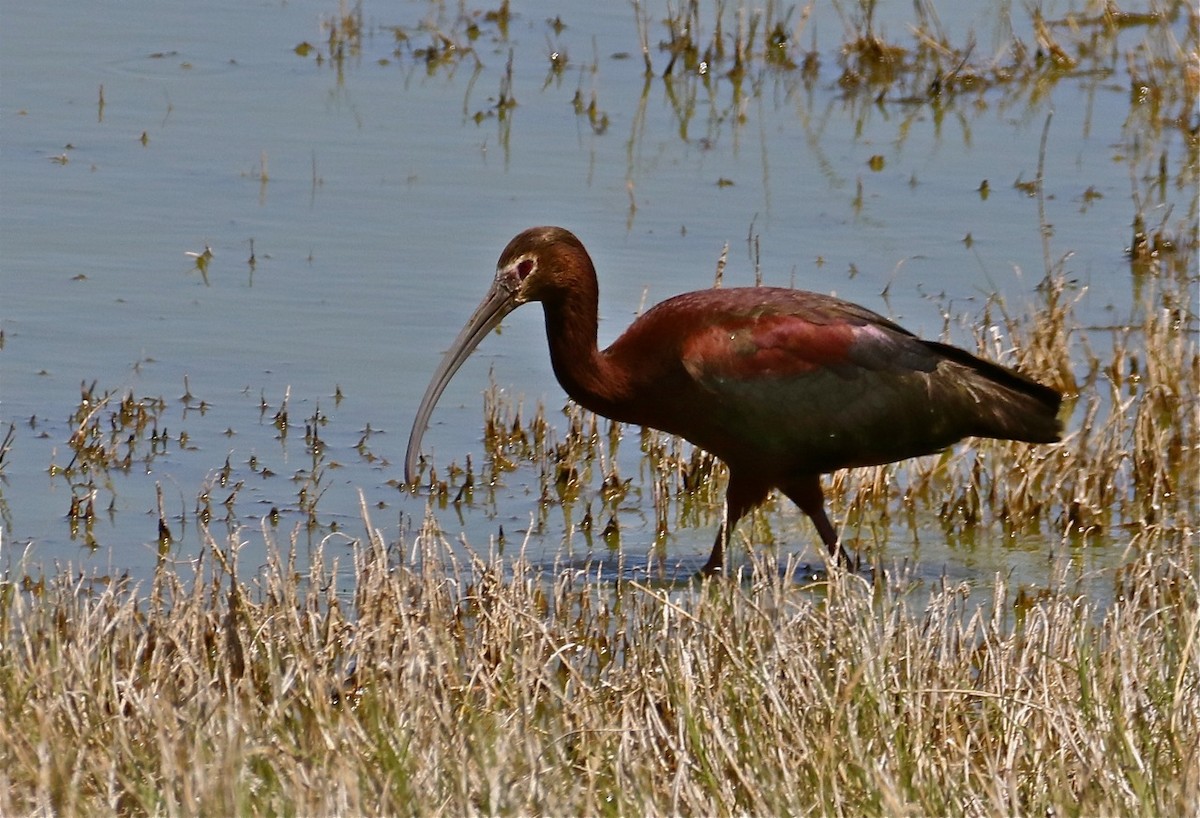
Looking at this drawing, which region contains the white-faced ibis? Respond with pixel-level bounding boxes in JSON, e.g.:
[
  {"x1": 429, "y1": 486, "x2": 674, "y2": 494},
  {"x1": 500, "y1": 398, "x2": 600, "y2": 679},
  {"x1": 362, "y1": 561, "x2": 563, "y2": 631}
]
[{"x1": 406, "y1": 226, "x2": 1062, "y2": 575}]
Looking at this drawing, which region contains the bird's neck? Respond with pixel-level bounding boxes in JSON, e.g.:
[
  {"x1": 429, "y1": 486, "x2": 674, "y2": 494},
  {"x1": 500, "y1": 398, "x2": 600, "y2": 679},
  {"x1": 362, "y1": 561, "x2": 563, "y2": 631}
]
[{"x1": 541, "y1": 282, "x2": 629, "y2": 417}]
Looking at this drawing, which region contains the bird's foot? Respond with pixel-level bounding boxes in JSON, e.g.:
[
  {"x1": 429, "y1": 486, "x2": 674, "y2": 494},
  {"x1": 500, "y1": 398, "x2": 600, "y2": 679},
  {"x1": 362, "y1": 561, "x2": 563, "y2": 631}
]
[{"x1": 834, "y1": 544, "x2": 860, "y2": 572}]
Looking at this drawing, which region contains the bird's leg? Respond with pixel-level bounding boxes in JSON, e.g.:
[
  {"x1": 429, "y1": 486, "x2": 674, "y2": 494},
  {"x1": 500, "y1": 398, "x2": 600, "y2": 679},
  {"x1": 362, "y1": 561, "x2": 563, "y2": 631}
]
[
  {"x1": 699, "y1": 520, "x2": 734, "y2": 578},
  {"x1": 781, "y1": 475, "x2": 857, "y2": 569},
  {"x1": 699, "y1": 472, "x2": 768, "y2": 577}
]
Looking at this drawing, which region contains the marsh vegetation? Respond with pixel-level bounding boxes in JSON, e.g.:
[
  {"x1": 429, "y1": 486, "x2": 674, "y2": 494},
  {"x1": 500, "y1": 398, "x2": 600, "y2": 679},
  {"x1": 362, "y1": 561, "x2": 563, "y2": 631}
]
[{"x1": 1, "y1": 0, "x2": 1197, "y2": 814}]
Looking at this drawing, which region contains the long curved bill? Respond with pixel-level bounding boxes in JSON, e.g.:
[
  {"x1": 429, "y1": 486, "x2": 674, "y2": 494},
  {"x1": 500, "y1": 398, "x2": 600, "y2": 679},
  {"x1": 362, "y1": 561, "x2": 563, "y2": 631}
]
[{"x1": 405, "y1": 281, "x2": 520, "y2": 483}]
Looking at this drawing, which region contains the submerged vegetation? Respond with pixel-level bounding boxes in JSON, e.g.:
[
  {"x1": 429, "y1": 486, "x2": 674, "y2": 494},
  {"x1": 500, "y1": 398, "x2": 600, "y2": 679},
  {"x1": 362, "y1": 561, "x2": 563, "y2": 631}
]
[
  {"x1": 303, "y1": 0, "x2": 1198, "y2": 176},
  {"x1": 2, "y1": 0, "x2": 1197, "y2": 814}
]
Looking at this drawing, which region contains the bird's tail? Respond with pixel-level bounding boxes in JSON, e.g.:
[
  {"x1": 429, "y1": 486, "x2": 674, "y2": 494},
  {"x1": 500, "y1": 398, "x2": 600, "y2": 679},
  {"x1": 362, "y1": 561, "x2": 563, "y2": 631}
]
[{"x1": 927, "y1": 341, "x2": 1064, "y2": 444}]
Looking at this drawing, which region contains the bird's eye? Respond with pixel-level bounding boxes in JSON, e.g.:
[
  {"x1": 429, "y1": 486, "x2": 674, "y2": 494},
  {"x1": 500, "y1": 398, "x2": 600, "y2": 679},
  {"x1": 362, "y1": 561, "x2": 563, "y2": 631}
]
[{"x1": 517, "y1": 259, "x2": 535, "y2": 279}]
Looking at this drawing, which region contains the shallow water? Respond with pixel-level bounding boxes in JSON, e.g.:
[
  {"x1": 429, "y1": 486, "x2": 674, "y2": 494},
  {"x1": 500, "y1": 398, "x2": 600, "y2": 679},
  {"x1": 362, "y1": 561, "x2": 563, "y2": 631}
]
[{"x1": 1, "y1": 1, "x2": 1193, "y2": 596}]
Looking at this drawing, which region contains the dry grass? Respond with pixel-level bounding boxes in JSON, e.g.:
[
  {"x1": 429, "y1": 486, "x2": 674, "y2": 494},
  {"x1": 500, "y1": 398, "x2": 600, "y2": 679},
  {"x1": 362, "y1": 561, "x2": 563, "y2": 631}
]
[{"x1": 1, "y1": 508, "x2": 1195, "y2": 816}]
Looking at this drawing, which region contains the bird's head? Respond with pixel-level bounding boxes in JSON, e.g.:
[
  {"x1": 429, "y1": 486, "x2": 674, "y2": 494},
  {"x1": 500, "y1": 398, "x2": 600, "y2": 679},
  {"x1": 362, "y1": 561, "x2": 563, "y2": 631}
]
[
  {"x1": 493, "y1": 225, "x2": 589, "y2": 306},
  {"x1": 404, "y1": 226, "x2": 589, "y2": 483}
]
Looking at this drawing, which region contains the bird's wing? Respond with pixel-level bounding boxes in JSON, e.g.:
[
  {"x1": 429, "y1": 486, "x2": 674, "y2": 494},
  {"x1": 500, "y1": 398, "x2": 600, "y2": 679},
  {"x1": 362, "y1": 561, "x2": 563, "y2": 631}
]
[
  {"x1": 672, "y1": 297, "x2": 964, "y2": 470},
  {"x1": 607, "y1": 289, "x2": 1055, "y2": 473},
  {"x1": 679, "y1": 303, "x2": 939, "y2": 384}
]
